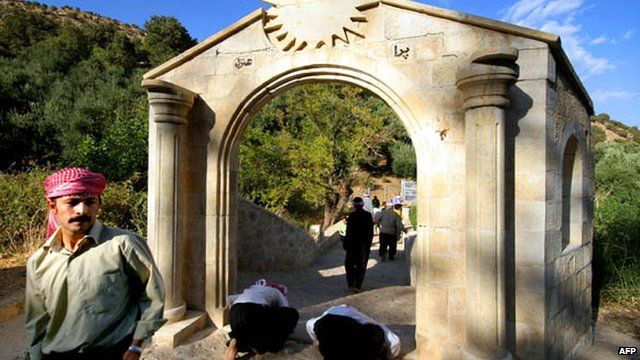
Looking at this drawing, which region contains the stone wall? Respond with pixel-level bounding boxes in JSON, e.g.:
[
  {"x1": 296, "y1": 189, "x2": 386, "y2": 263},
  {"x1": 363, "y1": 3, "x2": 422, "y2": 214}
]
[
  {"x1": 237, "y1": 198, "x2": 339, "y2": 271},
  {"x1": 545, "y1": 72, "x2": 594, "y2": 359}
]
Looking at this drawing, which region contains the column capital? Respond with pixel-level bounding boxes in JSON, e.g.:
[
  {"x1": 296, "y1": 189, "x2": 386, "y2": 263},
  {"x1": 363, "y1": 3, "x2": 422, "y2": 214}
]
[
  {"x1": 456, "y1": 47, "x2": 520, "y2": 110},
  {"x1": 142, "y1": 79, "x2": 197, "y2": 125}
]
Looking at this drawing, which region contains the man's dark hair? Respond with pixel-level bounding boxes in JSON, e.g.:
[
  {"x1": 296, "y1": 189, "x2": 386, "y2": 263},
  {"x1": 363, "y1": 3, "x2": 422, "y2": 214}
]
[
  {"x1": 314, "y1": 314, "x2": 388, "y2": 360},
  {"x1": 393, "y1": 203, "x2": 402, "y2": 210},
  {"x1": 229, "y1": 303, "x2": 299, "y2": 354}
]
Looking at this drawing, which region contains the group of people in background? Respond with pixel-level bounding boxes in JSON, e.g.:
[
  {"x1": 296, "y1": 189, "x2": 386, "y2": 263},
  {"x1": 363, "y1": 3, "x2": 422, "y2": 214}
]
[{"x1": 225, "y1": 278, "x2": 401, "y2": 360}]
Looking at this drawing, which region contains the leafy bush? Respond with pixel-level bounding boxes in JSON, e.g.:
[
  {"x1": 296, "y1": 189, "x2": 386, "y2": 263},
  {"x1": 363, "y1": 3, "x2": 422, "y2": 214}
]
[
  {"x1": 409, "y1": 205, "x2": 417, "y2": 229},
  {"x1": 390, "y1": 142, "x2": 417, "y2": 179},
  {"x1": 592, "y1": 125, "x2": 607, "y2": 144},
  {"x1": 0, "y1": 168, "x2": 49, "y2": 255},
  {"x1": 594, "y1": 142, "x2": 640, "y2": 307},
  {"x1": 614, "y1": 128, "x2": 629, "y2": 138},
  {"x1": 0, "y1": 169, "x2": 148, "y2": 257},
  {"x1": 72, "y1": 95, "x2": 149, "y2": 184}
]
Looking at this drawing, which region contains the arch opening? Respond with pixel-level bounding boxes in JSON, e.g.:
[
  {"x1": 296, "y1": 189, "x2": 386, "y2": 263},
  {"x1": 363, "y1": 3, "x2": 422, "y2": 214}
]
[
  {"x1": 561, "y1": 135, "x2": 584, "y2": 252},
  {"x1": 227, "y1": 77, "x2": 422, "y2": 356}
]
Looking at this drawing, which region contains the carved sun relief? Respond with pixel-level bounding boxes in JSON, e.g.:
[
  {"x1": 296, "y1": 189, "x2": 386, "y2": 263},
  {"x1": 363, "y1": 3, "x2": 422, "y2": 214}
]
[{"x1": 263, "y1": 0, "x2": 368, "y2": 51}]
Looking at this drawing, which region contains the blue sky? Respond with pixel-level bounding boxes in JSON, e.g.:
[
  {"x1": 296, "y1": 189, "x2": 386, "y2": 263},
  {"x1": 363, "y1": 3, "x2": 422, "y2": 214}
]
[{"x1": 39, "y1": 0, "x2": 639, "y2": 126}]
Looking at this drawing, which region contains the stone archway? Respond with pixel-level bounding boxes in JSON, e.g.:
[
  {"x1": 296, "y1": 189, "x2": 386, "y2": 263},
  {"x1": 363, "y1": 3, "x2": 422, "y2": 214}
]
[{"x1": 142, "y1": 1, "x2": 594, "y2": 358}]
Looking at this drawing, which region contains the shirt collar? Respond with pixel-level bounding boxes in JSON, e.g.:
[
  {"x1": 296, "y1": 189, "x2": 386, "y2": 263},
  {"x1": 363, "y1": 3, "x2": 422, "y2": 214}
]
[
  {"x1": 87, "y1": 220, "x2": 104, "y2": 244},
  {"x1": 43, "y1": 220, "x2": 104, "y2": 250}
]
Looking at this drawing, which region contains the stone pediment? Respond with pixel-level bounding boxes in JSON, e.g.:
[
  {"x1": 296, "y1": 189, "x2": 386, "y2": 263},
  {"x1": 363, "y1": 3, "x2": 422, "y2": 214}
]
[
  {"x1": 144, "y1": 0, "x2": 558, "y2": 79},
  {"x1": 143, "y1": 0, "x2": 591, "y2": 112}
]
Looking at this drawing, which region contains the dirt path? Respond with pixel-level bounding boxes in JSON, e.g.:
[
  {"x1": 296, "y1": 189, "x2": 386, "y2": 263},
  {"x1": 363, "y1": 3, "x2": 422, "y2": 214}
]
[{"x1": 236, "y1": 234, "x2": 411, "y2": 309}]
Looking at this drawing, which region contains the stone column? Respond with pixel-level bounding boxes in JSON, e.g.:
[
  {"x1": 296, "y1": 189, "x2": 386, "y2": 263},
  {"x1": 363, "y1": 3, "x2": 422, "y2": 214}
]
[
  {"x1": 143, "y1": 79, "x2": 196, "y2": 323},
  {"x1": 456, "y1": 49, "x2": 519, "y2": 360}
]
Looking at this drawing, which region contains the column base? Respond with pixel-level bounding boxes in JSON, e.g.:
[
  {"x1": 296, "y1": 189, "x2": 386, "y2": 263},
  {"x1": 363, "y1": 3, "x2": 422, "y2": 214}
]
[
  {"x1": 153, "y1": 311, "x2": 208, "y2": 348},
  {"x1": 208, "y1": 306, "x2": 228, "y2": 329},
  {"x1": 462, "y1": 344, "x2": 512, "y2": 360},
  {"x1": 164, "y1": 302, "x2": 187, "y2": 322}
]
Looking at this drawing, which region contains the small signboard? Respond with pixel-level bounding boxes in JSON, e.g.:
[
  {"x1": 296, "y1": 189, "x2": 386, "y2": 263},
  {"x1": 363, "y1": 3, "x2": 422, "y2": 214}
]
[{"x1": 401, "y1": 179, "x2": 417, "y2": 203}]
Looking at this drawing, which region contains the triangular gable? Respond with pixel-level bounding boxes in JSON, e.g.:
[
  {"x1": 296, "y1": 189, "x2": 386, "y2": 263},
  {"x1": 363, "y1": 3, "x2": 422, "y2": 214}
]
[{"x1": 143, "y1": 0, "x2": 592, "y2": 112}]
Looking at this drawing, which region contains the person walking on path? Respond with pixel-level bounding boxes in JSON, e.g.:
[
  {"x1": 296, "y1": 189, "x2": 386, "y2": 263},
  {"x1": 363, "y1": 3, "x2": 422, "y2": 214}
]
[
  {"x1": 343, "y1": 197, "x2": 374, "y2": 293},
  {"x1": 375, "y1": 204, "x2": 406, "y2": 261},
  {"x1": 371, "y1": 195, "x2": 380, "y2": 209},
  {"x1": 372, "y1": 206, "x2": 382, "y2": 236},
  {"x1": 25, "y1": 168, "x2": 165, "y2": 360}
]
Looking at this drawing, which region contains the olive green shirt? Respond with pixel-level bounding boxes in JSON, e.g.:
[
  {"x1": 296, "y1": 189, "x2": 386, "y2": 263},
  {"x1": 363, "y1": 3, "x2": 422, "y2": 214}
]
[{"x1": 25, "y1": 221, "x2": 166, "y2": 359}]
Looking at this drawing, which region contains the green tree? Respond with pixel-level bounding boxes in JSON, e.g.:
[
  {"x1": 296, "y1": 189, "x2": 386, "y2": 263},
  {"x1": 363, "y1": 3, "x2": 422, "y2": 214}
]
[
  {"x1": 73, "y1": 95, "x2": 149, "y2": 183},
  {"x1": 0, "y1": 6, "x2": 196, "y2": 181},
  {"x1": 142, "y1": 16, "x2": 196, "y2": 66},
  {"x1": 390, "y1": 142, "x2": 417, "y2": 179},
  {"x1": 240, "y1": 84, "x2": 400, "y2": 229},
  {"x1": 0, "y1": 8, "x2": 59, "y2": 55}
]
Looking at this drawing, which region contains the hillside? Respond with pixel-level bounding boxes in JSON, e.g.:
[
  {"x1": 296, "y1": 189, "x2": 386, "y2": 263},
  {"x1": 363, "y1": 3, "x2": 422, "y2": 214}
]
[
  {"x1": 591, "y1": 113, "x2": 640, "y2": 144},
  {"x1": 0, "y1": 0, "x2": 144, "y2": 40},
  {"x1": 0, "y1": 0, "x2": 196, "y2": 173}
]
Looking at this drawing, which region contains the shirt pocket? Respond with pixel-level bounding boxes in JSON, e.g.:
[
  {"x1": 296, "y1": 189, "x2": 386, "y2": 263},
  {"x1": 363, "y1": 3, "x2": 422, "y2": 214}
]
[{"x1": 83, "y1": 271, "x2": 129, "y2": 315}]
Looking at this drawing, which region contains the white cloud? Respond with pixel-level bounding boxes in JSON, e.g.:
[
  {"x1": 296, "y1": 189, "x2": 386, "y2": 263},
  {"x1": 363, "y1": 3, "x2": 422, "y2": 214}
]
[
  {"x1": 590, "y1": 35, "x2": 616, "y2": 45},
  {"x1": 502, "y1": 0, "x2": 614, "y2": 77},
  {"x1": 592, "y1": 89, "x2": 639, "y2": 103},
  {"x1": 624, "y1": 29, "x2": 636, "y2": 40},
  {"x1": 590, "y1": 35, "x2": 608, "y2": 45},
  {"x1": 503, "y1": 0, "x2": 583, "y2": 27}
]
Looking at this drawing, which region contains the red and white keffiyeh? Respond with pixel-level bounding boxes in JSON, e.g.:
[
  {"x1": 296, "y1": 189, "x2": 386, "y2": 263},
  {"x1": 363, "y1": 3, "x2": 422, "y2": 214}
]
[
  {"x1": 44, "y1": 168, "x2": 106, "y2": 238},
  {"x1": 254, "y1": 278, "x2": 288, "y2": 297}
]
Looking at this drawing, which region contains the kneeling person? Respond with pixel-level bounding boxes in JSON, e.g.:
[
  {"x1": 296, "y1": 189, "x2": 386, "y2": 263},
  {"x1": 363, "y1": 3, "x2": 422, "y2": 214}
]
[
  {"x1": 25, "y1": 168, "x2": 166, "y2": 360},
  {"x1": 307, "y1": 305, "x2": 401, "y2": 360},
  {"x1": 225, "y1": 279, "x2": 299, "y2": 359}
]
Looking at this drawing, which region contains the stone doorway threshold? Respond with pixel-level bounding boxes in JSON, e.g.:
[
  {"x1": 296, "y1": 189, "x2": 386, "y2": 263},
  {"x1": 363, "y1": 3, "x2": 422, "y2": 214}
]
[{"x1": 144, "y1": 286, "x2": 415, "y2": 360}]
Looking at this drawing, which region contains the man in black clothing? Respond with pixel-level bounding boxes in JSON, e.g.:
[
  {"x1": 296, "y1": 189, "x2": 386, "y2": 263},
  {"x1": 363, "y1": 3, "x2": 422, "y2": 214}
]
[
  {"x1": 371, "y1": 195, "x2": 380, "y2": 209},
  {"x1": 344, "y1": 197, "x2": 374, "y2": 293}
]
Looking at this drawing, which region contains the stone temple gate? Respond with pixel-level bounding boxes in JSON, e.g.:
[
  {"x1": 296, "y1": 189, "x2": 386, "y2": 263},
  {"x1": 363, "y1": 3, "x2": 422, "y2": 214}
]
[{"x1": 142, "y1": 0, "x2": 594, "y2": 358}]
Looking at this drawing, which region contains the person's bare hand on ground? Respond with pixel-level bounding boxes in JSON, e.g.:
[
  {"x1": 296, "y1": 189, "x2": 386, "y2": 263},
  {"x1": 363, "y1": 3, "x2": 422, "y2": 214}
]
[{"x1": 224, "y1": 338, "x2": 238, "y2": 360}]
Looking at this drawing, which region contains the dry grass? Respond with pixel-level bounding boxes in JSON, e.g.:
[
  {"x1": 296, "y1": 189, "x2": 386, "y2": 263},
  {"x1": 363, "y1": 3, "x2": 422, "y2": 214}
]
[{"x1": 1, "y1": 208, "x2": 46, "y2": 259}]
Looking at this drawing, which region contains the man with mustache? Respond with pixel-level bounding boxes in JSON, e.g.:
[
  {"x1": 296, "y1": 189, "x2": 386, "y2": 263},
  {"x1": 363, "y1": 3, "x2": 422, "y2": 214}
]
[{"x1": 25, "y1": 168, "x2": 165, "y2": 360}]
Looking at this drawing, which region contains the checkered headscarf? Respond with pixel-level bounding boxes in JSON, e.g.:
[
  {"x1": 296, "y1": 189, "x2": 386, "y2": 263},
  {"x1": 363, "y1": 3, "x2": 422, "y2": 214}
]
[{"x1": 44, "y1": 168, "x2": 106, "y2": 238}]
